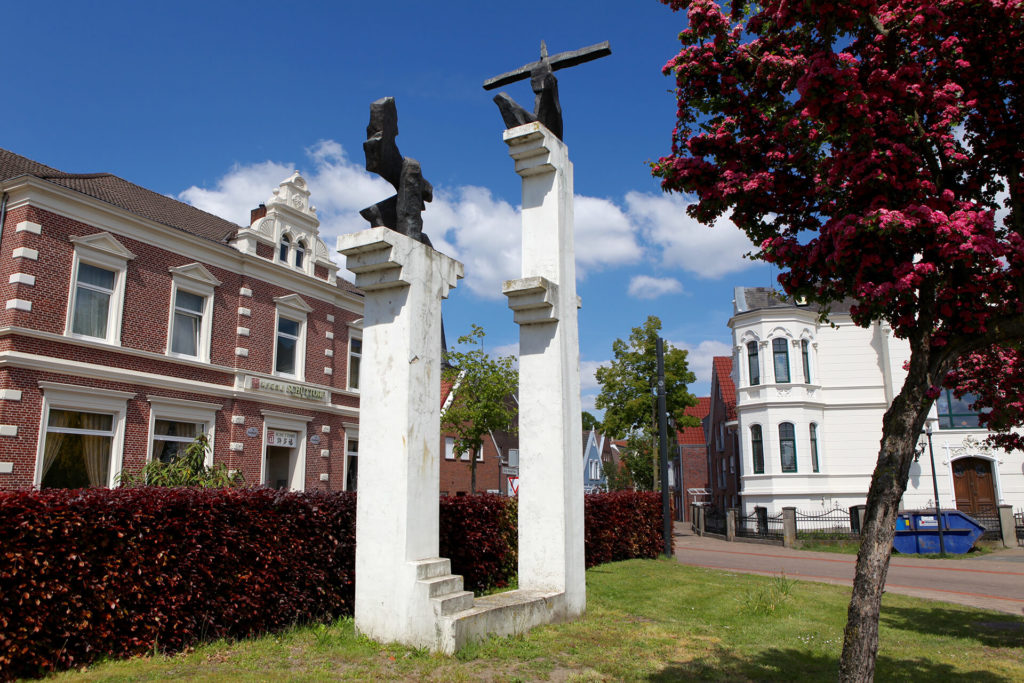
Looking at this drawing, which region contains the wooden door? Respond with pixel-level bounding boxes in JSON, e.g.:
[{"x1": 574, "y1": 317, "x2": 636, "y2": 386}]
[{"x1": 952, "y1": 457, "x2": 996, "y2": 513}]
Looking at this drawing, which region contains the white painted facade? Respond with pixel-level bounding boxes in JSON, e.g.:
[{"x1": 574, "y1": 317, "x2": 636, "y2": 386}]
[{"x1": 730, "y1": 287, "x2": 1024, "y2": 515}]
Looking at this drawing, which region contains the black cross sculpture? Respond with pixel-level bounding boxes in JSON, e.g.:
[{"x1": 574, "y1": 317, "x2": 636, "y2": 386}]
[{"x1": 483, "y1": 40, "x2": 611, "y2": 141}]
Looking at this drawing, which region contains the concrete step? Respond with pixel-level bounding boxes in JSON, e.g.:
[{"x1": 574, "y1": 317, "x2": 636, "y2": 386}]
[
  {"x1": 411, "y1": 557, "x2": 451, "y2": 580},
  {"x1": 420, "y1": 574, "x2": 464, "y2": 597},
  {"x1": 433, "y1": 590, "x2": 474, "y2": 615}
]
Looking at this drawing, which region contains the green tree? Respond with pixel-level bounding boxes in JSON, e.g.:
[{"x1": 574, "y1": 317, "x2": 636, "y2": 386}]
[
  {"x1": 595, "y1": 316, "x2": 698, "y2": 488},
  {"x1": 581, "y1": 411, "x2": 600, "y2": 431},
  {"x1": 442, "y1": 325, "x2": 519, "y2": 494},
  {"x1": 621, "y1": 432, "x2": 657, "y2": 491},
  {"x1": 119, "y1": 434, "x2": 244, "y2": 488}
]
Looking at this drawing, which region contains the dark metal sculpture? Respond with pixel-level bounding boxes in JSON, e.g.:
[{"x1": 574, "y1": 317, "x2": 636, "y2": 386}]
[
  {"x1": 360, "y1": 97, "x2": 433, "y2": 245},
  {"x1": 483, "y1": 40, "x2": 611, "y2": 141}
]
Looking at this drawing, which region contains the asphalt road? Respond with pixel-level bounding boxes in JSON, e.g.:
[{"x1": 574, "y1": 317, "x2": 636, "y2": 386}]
[{"x1": 673, "y1": 523, "x2": 1024, "y2": 616}]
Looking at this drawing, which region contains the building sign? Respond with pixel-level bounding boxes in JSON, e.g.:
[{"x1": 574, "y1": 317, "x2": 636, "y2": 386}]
[
  {"x1": 246, "y1": 426, "x2": 259, "y2": 438},
  {"x1": 310, "y1": 434, "x2": 321, "y2": 445},
  {"x1": 508, "y1": 476, "x2": 519, "y2": 496},
  {"x1": 250, "y1": 376, "x2": 327, "y2": 402},
  {"x1": 267, "y1": 429, "x2": 298, "y2": 448}
]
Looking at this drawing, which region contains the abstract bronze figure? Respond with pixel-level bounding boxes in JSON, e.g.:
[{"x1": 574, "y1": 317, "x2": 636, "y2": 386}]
[
  {"x1": 360, "y1": 97, "x2": 433, "y2": 245},
  {"x1": 483, "y1": 40, "x2": 611, "y2": 141}
]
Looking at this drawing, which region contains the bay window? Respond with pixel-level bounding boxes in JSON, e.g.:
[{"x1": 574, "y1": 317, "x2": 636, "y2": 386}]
[
  {"x1": 779, "y1": 422, "x2": 797, "y2": 472},
  {"x1": 747, "y1": 341, "x2": 760, "y2": 386},
  {"x1": 773, "y1": 338, "x2": 790, "y2": 383}
]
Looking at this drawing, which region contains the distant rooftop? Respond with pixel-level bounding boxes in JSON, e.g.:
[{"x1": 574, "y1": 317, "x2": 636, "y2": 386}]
[{"x1": 733, "y1": 286, "x2": 854, "y2": 316}]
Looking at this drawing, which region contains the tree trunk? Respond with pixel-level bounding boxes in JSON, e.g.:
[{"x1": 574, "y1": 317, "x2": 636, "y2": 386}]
[
  {"x1": 838, "y1": 347, "x2": 939, "y2": 682},
  {"x1": 471, "y1": 456, "x2": 477, "y2": 495}
]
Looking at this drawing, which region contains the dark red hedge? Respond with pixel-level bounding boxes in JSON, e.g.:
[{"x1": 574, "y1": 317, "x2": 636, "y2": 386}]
[
  {"x1": 439, "y1": 494, "x2": 518, "y2": 592},
  {"x1": 0, "y1": 487, "x2": 355, "y2": 680},
  {"x1": 0, "y1": 489, "x2": 658, "y2": 679},
  {"x1": 583, "y1": 491, "x2": 664, "y2": 568}
]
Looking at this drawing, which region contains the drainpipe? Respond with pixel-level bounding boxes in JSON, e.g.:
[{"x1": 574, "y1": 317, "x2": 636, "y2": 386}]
[{"x1": 0, "y1": 192, "x2": 8, "y2": 250}]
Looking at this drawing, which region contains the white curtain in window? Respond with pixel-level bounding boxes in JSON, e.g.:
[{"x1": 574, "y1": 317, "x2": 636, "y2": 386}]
[
  {"x1": 80, "y1": 413, "x2": 112, "y2": 486},
  {"x1": 40, "y1": 411, "x2": 70, "y2": 481}
]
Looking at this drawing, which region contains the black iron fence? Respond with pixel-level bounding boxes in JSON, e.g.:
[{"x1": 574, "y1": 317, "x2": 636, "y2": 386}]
[
  {"x1": 736, "y1": 506, "x2": 784, "y2": 541},
  {"x1": 793, "y1": 506, "x2": 859, "y2": 540},
  {"x1": 704, "y1": 507, "x2": 727, "y2": 535},
  {"x1": 969, "y1": 507, "x2": 1003, "y2": 542}
]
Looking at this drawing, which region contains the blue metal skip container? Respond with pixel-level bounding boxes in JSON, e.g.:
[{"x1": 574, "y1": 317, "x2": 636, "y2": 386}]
[{"x1": 893, "y1": 510, "x2": 986, "y2": 554}]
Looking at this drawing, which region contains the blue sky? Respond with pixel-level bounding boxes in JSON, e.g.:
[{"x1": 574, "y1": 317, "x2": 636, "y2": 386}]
[{"x1": 3, "y1": 0, "x2": 774, "y2": 410}]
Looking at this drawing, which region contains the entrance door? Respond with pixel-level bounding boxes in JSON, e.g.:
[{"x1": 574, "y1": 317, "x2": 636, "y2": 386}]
[
  {"x1": 265, "y1": 445, "x2": 294, "y2": 490},
  {"x1": 952, "y1": 457, "x2": 996, "y2": 513}
]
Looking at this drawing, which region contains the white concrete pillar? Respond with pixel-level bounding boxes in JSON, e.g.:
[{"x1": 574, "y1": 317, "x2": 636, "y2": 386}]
[
  {"x1": 338, "y1": 227, "x2": 463, "y2": 646},
  {"x1": 502, "y1": 122, "x2": 585, "y2": 616}
]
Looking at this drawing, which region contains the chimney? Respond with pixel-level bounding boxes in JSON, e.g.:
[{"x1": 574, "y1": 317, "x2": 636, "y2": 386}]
[{"x1": 250, "y1": 204, "x2": 267, "y2": 226}]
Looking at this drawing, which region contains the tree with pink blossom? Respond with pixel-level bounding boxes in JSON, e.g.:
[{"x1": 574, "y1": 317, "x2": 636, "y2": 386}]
[{"x1": 654, "y1": 1, "x2": 1023, "y2": 680}]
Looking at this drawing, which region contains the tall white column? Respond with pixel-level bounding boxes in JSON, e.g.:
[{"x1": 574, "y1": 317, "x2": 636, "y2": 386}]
[
  {"x1": 502, "y1": 122, "x2": 585, "y2": 615},
  {"x1": 338, "y1": 227, "x2": 463, "y2": 646}
]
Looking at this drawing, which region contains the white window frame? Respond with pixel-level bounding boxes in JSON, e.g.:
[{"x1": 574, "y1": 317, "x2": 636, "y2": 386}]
[
  {"x1": 261, "y1": 409, "x2": 310, "y2": 492},
  {"x1": 34, "y1": 381, "x2": 133, "y2": 488},
  {"x1": 146, "y1": 395, "x2": 220, "y2": 467},
  {"x1": 445, "y1": 436, "x2": 456, "y2": 460},
  {"x1": 343, "y1": 422, "x2": 359, "y2": 492},
  {"x1": 166, "y1": 263, "x2": 221, "y2": 362},
  {"x1": 348, "y1": 333, "x2": 362, "y2": 391},
  {"x1": 273, "y1": 294, "x2": 312, "y2": 381},
  {"x1": 65, "y1": 233, "x2": 135, "y2": 346},
  {"x1": 508, "y1": 448, "x2": 519, "y2": 468}
]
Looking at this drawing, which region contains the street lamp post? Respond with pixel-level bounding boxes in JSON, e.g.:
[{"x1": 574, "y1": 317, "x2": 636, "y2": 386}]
[{"x1": 924, "y1": 422, "x2": 946, "y2": 556}]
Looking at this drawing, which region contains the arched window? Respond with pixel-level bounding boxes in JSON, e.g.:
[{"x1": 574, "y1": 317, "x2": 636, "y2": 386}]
[
  {"x1": 747, "y1": 341, "x2": 760, "y2": 386},
  {"x1": 294, "y1": 240, "x2": 306, "y2": 269},
  {"x1": 750, "y1": 425, "x2": 764, "y2": 474},
  {"x1": 809, "y1": 423, "x2": 819, "y2": 472},
  {"x1": 773, "y1": 338, "x2": 790, "y2": 383},
  {"x1": 801, "y1": 339, "x2": 811, "y2": 383},
  {"x1": 779, "y1": 422, "x2": 797, "y2": 472},
  {"x1": 279, "y1": 234, "x2": 291, "y2": 262}
]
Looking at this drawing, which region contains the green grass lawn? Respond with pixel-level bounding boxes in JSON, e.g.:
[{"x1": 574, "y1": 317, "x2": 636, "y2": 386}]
[{"x1": 50, "y1": 559, "x2": 1024, "y2": 682}]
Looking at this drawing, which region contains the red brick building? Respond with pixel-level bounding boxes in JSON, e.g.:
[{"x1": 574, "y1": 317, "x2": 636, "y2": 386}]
[
  {"x1": 0, "y1": 148, "x2": 364, "y2": 491},
  {"x1": 706, "y1": 356, "x2": 740, "y2": 510},
  {"x1": 674, "y1": 396, "x2": 710, "y2": 521},
  {"x1": 438, "y1": 379, "x2": 517, "y2": 496}
]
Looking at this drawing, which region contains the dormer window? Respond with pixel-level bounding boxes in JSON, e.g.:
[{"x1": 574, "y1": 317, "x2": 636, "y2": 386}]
[
  {"x1": 295, "y1": 240, "x2": 306, "y2": 269},
  {"x1": 279, "y1": 234, "x2": 291, "y2": 263}
]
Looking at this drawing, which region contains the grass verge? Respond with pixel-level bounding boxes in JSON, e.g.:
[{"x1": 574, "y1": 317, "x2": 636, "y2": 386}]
[{"x1": 49, "y1": 559, "x2": 1024, "y2": 682}]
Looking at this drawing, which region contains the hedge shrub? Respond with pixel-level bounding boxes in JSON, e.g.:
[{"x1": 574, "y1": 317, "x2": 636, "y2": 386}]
[
  {"x1": 583, "y1": 490, "x2": 664, "y2": 567},
  {"x1": 0, "y1": 488, "x2": 659, "y2": 679},
  {"x1": 0, "y1": 488, "x2": 355, "y2": 680},
  {"x1": 439, "y1": 494, "x2": 518, "y2": 592}
]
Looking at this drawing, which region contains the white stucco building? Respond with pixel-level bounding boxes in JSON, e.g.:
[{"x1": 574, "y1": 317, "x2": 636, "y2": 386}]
[{"x1": 729, "y1": 287, "x2": 1024, "y2": 516}]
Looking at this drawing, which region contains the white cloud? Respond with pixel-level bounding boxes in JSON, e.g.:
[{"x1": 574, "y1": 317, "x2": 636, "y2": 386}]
[
  {"x1": 178, "y1": 141, "x2": 644, "y2": 299},
  {"x1": 580, "y1": 359, "x2": 610, "y2": 394},
  {"x1": 178, "y1": 160, "x2": 295, "y2": 225},
  {"x1": 627, "y1": 275, "x2": 683, "y2": 300},
  {"x1": 574, "y1": 196, "x2": 644, "y2": 275},
  {"x1": 625, "y1": 191, "x2": 756, "y2": 278},
  {"x1": 668, "y1": 338, "x2": 732, "y2": 395}
]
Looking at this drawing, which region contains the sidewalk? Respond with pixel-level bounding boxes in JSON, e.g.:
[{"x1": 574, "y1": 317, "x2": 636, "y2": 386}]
[{"x1": 673, "y1": 522, "x2": 1024, "y2": 616}]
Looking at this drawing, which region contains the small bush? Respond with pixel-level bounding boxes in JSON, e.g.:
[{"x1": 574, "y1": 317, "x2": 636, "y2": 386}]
[
  {"x1": 439, "y1": 494, "x2": 517, "y2": 592},
  {"x1": 583, "y1": 491, "x2": 664, "y2": 568}
]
